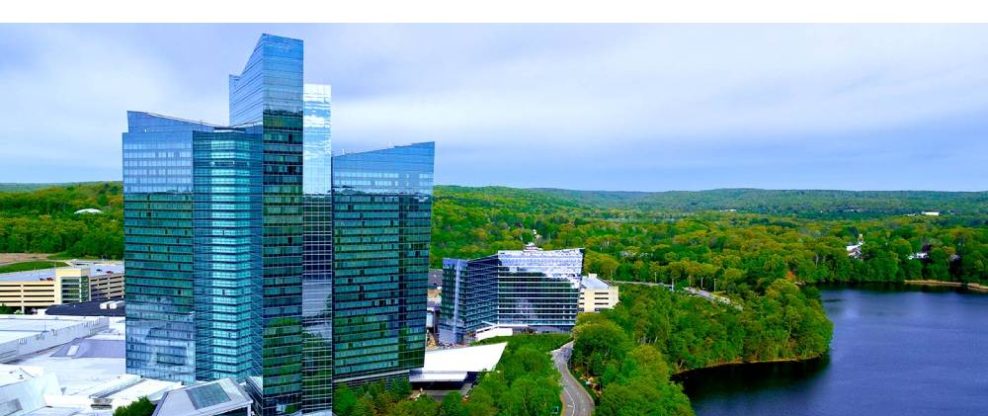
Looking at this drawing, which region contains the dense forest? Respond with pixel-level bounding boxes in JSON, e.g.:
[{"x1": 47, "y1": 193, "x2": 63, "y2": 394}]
[
  {"x1": 3, "y1": 182, "x2": 987, "y2": 288},
  {"x1": 534, "y1": 188, "x2": 988, "y2": 218},
  {"x1": 433, "y1": 186, "x2": 988, "y2": 287},
  {"x1": 571, "y1": 282, "x2": 831, "y2": 415}
]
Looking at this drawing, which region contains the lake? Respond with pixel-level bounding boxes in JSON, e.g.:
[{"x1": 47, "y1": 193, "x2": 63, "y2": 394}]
[{"x1": 680, "y1": 287, "x2": 988, "y2": 416}]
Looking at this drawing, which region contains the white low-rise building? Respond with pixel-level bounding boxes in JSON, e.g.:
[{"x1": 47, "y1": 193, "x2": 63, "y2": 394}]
[{"x1": 579, "y1": 274, "x2": 619, "y2": 312}]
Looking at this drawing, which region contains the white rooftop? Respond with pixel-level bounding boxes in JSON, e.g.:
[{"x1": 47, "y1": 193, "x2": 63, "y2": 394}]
[
  {"x1": 497, "y1": 246, "x2": 584, "y2": 258},
  {"x1": 0, "y1": 316, "x2": 98, "y2": 344},
  {"x1": 423, "y1": 342, "x2": 507, "y2": 373},
  {"x1": 0, "y1": 364, "x2": 44, "y2": 386},
  {"x1": 0, "y1": 263, "x2": 123, "y2": 283},
  {"x1": 17, "y1": 351, "x2": 125, "y2": 396},
  {"x1": 581, "y1": 275, "x2": 610, "y2": 290},
  {"x1": 152, "y1": 378, "x2": 252, "y2": 416}
]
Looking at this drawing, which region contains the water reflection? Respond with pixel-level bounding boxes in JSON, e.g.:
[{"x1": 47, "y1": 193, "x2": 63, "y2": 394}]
[{"x1": 681, "y1": 288, "x2": 988, "y2": 416}]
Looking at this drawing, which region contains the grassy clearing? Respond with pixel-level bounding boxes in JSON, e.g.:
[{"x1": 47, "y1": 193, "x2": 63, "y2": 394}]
[{"x1": 0, "y1": 260, "x2": 67, "y2": 274}]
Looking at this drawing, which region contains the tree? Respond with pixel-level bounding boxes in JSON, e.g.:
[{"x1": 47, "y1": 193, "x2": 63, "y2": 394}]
[
  {"x1": 334, "y1": 384, "x2": 358, "y2": 416},
  {"x1": 351, "y1": 396, "x2": 376, "y2": 416},
  {"x1": 439, "y1": 392, "x2": 465, "y2": 416},
  {"x1": 573, "y1": 319, "x2": 630, "y2": 376},
  {"x1": 114, "y1": 397, "x2": 155, "y2": 416}
]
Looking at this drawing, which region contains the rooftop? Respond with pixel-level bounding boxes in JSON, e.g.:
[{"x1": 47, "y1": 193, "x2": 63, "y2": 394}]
[
  {"x1": 410, "y1": 342, "x2": 507, "y2": 383},
  {"x1": 496, "y1": 246, "x2": 585, "y2": 258},
  {"x1": 44, "y1": 300, "x2": 126, "y2": 317},
  {"x1": 581, "y1": 275, "x2": 610, "y2": 290},
  {"x1": 0, "y1": 263, "x2": 123, "y2": 282},
  {"x1": 152, "y1": 378, "x2": 252, "y2": 416},
  {"x1": 0, "y1": 316, "x2": 91, "y2": 344},
  {"x1": 0, "y1": 364, "x2": 44, "y2": 387}
]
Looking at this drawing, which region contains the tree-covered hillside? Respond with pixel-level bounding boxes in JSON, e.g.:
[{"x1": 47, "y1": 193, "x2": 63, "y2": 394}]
[
  {"x1": 3, "y1": 182, "x2": 986, "y2": 286},
  {"x1": 433, "y1": 186, "x2": 988, "y2": 286},
  {"x1": 0, "y1": 182, "x2": 122, "y2": 258}
]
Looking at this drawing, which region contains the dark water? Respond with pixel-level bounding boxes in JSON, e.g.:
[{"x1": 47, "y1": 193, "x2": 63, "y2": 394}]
[{"x1": 681, "y1": 288, "x2": 988, "y2": 416}]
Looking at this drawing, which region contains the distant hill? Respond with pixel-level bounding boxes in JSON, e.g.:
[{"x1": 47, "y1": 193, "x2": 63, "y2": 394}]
[
  {"x1": 1, "y1": 182, "x2": 984, "y2": 216},
  {"x1": 521, "y1": 187, "x2": 988, "y2": 218},
  {"x1": 1, "y1": 181, "x2": 986, "y2": 263},
  {"x1": 0, "y1": 182, "x2": 117, "y2": 193}
]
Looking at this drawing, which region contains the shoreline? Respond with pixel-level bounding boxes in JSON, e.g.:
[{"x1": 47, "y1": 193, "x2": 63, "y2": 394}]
[
  {"x1": 815, "y1": 280, "x2": 988, "y2": 294},
  {"x1": 672, "y1": 353, "x2": 827, "y2": 378},
  {"x1": 902, "y1": 280, "x2": 988, "y2": 293}
]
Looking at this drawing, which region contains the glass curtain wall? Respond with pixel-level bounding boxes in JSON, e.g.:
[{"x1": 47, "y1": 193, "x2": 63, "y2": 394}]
[
  {"x1": 301, "y1": 83, "x2": 333, "y2": 413},
  {"x1": 229, "y1": 34, "x2": 305, "y2": 416},
  {"x1": 496, "y1": 248, "x2": 584, "y2": 329},
  {"x1": 331, "y1": 142, "x2": 435, "y2": 385},
  {"x1": 192, "y1": 129, "x2": 263, "y2": 382},
  {"x1": 123, "y1": 111, "x2": 212, "y2": 384},
  {"x1": 438, "y1": 256, "x2": 498, "y2": 345}
]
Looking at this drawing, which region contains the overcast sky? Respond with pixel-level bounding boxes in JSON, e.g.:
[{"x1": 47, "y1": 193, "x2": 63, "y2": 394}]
[{"x1": 1, "y1": 24, "x2": 986, "y2": 191}]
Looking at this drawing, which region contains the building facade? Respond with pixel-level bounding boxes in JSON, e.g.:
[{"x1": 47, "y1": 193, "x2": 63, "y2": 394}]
[
  {"x1": 125, "y1": 34, "x2": 307, "y2": 414},
  {"x1": 331, "y1": 142, "x2": 435, "y2": 385},
  {"x1": 123, "y1": 111, "x2": 209, "y2": 384},
  {"x1": 301, "y1": 83, "x2": 333, "y2": 413},
  {"x1": 228, "y1": 34, "x2": 306, "y2": 416},
  {"x1": 438, "y1": 257, "x2": 497, "y2": 345},
  {"x1": 0, "y1": 264, "x2": 123, "y2": 313},
  {"x1": 439, "y1": 245, "x2": 584, "y2": 345}
]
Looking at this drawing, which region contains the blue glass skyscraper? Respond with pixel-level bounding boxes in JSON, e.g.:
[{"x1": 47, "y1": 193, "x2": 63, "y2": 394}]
[
  {"x1": 192, "y1": 128, "x2": 263, "y2": 383},
  {"x1": 228, "y1": 34, "x2": 305, "y2": 416},
  {"x1": 331, "y1": 142, "x2": 435, "y2": 385},
  {"x1": 124, "y1": 111, "x2": 211, "y2": 384},
  {"x1": 124, "y1": 33, "x2": 434, "y2": 416}
]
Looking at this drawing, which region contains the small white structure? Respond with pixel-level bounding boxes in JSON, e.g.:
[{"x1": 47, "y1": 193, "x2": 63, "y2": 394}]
[
  {"x1": 922, "y1": 211, "x2": 941, "y2": 217},
  {"x1": 410, "y1": 342, "x2": 507, "y2": 386},
  {"x1": 846, "y1": 243, "x2": 863, "y2": 259},
  {"x1": 474, "y1": 325, "x2": 514, "y2": 342},
  {"x1": 73, "y1": 208, "x2": 103, "y2": 215}
]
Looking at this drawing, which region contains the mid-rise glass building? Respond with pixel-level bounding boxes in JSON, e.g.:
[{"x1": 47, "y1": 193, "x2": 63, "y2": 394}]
[
  {"x1": 438, "y1": 257, "x2": 498, "y2": 345},
  {"x1": 331, "y1": 142, "x2": 435, "y2": 385},
  {"x1": 439, "y1": 245, "x2": 584, "y2": 344}
]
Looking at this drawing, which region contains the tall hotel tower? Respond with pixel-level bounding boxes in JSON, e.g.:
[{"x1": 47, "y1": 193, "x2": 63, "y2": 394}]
[{"x1": 123, "y1": 34, "x2": 433, "y2": 415}]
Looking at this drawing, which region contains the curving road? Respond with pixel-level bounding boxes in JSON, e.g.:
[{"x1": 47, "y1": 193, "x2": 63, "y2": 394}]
[{"x1": 552, "y1": 341, "x2": 594, "y2": 416}]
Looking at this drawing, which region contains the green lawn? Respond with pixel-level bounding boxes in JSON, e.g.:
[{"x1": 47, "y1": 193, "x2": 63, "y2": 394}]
[{"x1": 0, "y1": 261, "x2": 67, "y2": 274}]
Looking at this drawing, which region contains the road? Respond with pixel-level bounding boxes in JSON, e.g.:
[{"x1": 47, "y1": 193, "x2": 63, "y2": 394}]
[
  {"x1": 606, "y1": 279, "x2": 741, "y2": 310},
  {"x1": 552, "y1": 341, "x2": 594, "y2": 416}
]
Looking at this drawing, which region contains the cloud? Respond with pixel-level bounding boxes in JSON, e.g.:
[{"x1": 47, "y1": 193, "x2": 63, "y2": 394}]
[{"x1": 0, "y1": 24, "x2": 986, "y2": 190}]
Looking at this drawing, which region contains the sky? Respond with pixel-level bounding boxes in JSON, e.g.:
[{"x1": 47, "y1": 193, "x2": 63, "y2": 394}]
[{"x1": 1, "y1": 24, "x2": 987, "y2": 191}]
